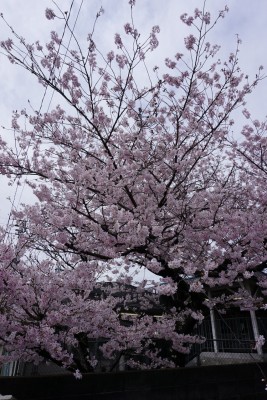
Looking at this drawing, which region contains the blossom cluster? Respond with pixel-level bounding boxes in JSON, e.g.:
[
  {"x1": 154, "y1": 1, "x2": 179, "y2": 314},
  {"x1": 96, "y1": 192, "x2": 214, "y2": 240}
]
[{"x1": 0, "y1": 1, "x2": 266, "y2": 374}]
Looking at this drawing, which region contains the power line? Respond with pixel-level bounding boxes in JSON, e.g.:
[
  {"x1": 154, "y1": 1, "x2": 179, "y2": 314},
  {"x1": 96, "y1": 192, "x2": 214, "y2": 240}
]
[
  {"x1": 40, "y1": 0, "x2": 75, "y2": 114},
  {"x1": 2, "y1": 0, "x2": 83, "y2": 242}
]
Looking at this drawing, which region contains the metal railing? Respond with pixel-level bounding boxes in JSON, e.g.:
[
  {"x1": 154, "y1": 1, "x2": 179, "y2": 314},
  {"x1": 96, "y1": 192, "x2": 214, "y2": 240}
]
[
  {"x1": 185, "y1": 315, "x2": 267, "y2": 366},
  {"x1": 186, "y1": 338, "x2": 265, "y2": 367}
]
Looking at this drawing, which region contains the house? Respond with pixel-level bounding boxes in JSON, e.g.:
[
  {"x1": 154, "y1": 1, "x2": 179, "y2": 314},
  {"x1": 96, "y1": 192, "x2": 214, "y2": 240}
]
[{"x1": 1, "y1": 279, "x2": 266, "y2": 376}]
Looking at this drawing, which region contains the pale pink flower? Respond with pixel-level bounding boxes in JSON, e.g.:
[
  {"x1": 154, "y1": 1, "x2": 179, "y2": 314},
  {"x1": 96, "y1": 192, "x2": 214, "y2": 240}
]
[
  {"x1": 175, "y1": 53, "x2": 183, "y2": 61},
  {"x1": 203, "y1": 12, "x2": 211, "y2": 24},
  {"x1": 194, "y1": 8, "x2": 201, "y2": 18},
  {"x1": 242, "y1": 108, "x2": 251, "y2": 119},
  {"x1": 114, "y1": 33, "x2": 123, "y2": 49},
  {"x1": 254, "y1": 335, "x2": 265, "y2": 350},
  {"x1": 184, "y1": 34, "x2": 196, "y2": 50},
  {"x1": 152, "y1": 25, "x2": 160, "y2": 34},
  {"x1": 45, "y1": 8, "x2": 56, "y2": 20},
  {"x1": 150, "y1": 33, "x2": 159, "y2": 50},
  {"x1": 124, "y1": 23, "x2": 132, "y2": 34},
  {"x1": 74, "y1": 369, "x2": 82, "y2": 379},
  {"x1": 180, "y1": 13, "x2": 193, "y2": 26},
  {"x1": 107, "y1": 51, "x2": 114, "y2": 62},
  {"x1": 1, "y1": 38, "x2": 13, "y2": 50},
  {"x1": 165, "y1": 58, "x2": 176, "y2": 69},
  {"x1": 116, "y1": 54, "x2": 128, "y2": 69}
]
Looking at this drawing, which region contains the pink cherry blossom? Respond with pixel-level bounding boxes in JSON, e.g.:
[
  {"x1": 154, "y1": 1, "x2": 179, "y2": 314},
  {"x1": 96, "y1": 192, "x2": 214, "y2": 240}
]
[
  {"x1": 184, "y1": 34, "x2": 196, "y2": 50},
  {"x1": 45, "y1": 8, "x2": 56, "y2": 20},
  {"x1": 0, "y1": 1, "x2": 266, "y2": 375}
]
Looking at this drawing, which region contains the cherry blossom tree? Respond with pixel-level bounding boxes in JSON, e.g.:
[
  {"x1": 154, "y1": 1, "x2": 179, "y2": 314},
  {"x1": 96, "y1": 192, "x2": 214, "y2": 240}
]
[{"x1": 0, "y1": 1, "x2": 266, "y2": 375}]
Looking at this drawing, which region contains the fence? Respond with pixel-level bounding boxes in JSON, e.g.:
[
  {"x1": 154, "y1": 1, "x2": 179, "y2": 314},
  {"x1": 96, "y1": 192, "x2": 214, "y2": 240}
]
[
  {"x1": 185, "y1": 315, "x2": 267, "y2": 366},
  {"x1": 185, "y1": 338, "x2": 264, "y2": 367}
]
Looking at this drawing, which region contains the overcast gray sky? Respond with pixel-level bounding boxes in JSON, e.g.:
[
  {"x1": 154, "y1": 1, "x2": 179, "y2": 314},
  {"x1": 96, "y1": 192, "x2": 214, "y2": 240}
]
[{"x1": 0, "y1": 0, "x2": 267, "y2": 231}]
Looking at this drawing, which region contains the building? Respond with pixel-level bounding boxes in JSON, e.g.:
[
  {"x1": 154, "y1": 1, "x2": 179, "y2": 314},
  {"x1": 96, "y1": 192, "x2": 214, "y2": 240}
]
[{"x1": 1, "y1": 279, "x2": 267, "y2": 376}]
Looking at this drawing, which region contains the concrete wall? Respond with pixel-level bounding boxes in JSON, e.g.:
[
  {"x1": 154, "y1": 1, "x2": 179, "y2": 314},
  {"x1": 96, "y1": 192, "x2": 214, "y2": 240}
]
[{"x1": 0, "y1": 362, "x2": 267, "y2": 400}]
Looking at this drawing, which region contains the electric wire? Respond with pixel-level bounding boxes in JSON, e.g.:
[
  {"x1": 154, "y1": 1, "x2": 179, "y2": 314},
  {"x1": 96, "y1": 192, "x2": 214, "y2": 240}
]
[{"x1": 2, "y1": 1, "x2": 83, "y2": 243}]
